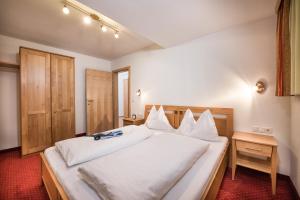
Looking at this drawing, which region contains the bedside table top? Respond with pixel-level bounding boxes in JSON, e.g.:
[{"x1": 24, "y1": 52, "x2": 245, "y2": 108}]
[
  {"x1": 123, "y1": 118, "x2": 144, "y2": 122},
  {"x1": 233, "y1": 132, "x2": 278, "y2": 146}
]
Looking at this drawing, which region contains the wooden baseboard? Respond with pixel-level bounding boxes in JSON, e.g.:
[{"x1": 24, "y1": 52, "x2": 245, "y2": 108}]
[
  {"x1": 0, "y1": 146, "x2": 21, "y2": 153},
  {"x1": 75, "y1": 132, "x2": 86, "y2": 137}
]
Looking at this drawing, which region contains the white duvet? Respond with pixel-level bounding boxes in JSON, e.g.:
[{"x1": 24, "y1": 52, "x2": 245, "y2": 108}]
[
  {"x1": 55, "y1": 125, "x2": 153, "y2": 166},
  {"x1": 78, "y1": 133, "x2": 209, "y2": 200}
]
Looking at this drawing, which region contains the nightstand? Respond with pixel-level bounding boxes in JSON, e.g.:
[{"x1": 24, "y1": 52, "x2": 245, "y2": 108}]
[
  {"x1": 232, "y1": 132, "x2": 278, "y2": 195},
  {"x1": 123, "y1": 118, "x2": 144, "y2": 126}
]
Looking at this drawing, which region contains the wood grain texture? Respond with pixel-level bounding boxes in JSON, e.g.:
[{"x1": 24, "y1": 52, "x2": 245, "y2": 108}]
[
  {"x1": 86, "y1": 69, "x2": 113, "y2": 134},
  {"x1": 0, "y1": 61, "x2": 19, "y2": 69},
  {"x1": 123, "y1": 118, "x2": 144, "y2": 126},
  {"x1": 233, "y1": 131, "x2": 278, "y2": 146},
  {"x1": 236, "y1": 140, "x2": 272, "y2": 157},
  {"x1": 144, "y1": 105, "x2": 234, "y2": 139},
  {"x1": 51, "y1": 54, "x2": 75, "y2": 143},
  {"x1": 20, "y1": 48, "x2": 52, "y2": 155},
  {"x1": 232, "y1": 132, "x2": 278, "y2": 195},
  {"x1": 41, "y1": 152, "x2": 68, "y2": 200},
  {"x1": 271, "y1": 146, "x2": 278, "y2": 195},
  {"x1": 202, "y1": 144, "x2": 229, "y2": 200}
]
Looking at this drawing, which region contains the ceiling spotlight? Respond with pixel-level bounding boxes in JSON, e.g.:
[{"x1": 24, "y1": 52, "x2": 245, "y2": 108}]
[
  {"x1": 114, "y1": 31, "x2": 119, "y2": 39},
  {"x1": 101, "y1": 25, "x2": 108, "y2": 32},
  {"x1": 83, "y1": 15, "x2": 92, "y2": 24},
  {"x1": 62, "y1": 5, "x2": 70, "y2": 15}
]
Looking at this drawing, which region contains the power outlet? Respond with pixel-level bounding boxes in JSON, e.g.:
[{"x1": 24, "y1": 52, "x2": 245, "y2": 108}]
[
  {"x1": 259, "y1": 127, "x2": 273, "y2": 134},
  {"x1": 252, "y1": 126, "x2": 273, "y2": 134},
  {"x1": 252, "y1": 126, "x2": 260, "y2": 132}
]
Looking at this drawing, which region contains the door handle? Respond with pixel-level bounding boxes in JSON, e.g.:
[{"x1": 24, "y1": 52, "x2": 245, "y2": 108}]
[{"x1": 245, "y1": 147, "x2": 262, "y2": 152}]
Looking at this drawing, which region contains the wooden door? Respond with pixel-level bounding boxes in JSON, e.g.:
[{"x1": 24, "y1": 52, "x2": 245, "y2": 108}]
[
  {"x1": 20, "y1": 48, "x2": 51, "y2": 155},
  {"x1": 86, "y1": 69, "x2": 113, "y2": 135},
  {"x1": 51, "y1": 54, "x2": 75, "y2": 143},
  {"x1": 123, "y1": 79, "x2": 129, "y2": 118}
]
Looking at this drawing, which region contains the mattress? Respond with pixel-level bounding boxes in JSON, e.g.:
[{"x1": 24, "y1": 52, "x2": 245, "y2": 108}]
[{"x1": 44, "y1": 134, "x2": 228, "y2": 200}]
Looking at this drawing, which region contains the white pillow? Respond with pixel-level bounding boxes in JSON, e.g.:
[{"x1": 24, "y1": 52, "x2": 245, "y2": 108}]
[
  {"x1": 145, "y1": 106, "x2": 173, "y2": 131},
  {"x1": 145, "y1": 105, "x2": 157, "y2": 125},
  {"x1": 185, "y1": 109, "x2": 220, "y2": 141},
  {"x1": 177, "y1": 109, "x2": 196, "y2": 135}
]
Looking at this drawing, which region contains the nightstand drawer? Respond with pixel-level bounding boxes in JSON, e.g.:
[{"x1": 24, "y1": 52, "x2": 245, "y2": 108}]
[{"x1": 236, "y1": 140, "x2": 272, "y2": 157}]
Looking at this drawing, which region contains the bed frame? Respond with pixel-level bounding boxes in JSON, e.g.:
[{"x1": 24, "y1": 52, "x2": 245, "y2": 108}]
[{"x1": 40, "y1": 105, "x2": 233, "y2": 200}]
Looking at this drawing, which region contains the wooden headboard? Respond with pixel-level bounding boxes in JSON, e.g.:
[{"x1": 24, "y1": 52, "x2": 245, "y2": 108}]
[{"x1": 144, "y1": 105, "x2": 233, "y2": 139}]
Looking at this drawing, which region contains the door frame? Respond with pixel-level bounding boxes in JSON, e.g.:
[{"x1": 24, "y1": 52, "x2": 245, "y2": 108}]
[{"x1": 112, "y1": 66, "x2": 131, "y2": 128}]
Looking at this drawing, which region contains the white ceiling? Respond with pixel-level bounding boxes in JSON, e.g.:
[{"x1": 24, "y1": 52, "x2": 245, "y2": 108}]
[
  {"x1": 0, "y1": 0, "x2": 278, "y2": 60},
  {"x1": 0, "y1": 0, "x2": 154, "y2": 60},
  {"x1": 77, "y1": 0, "x2": 278, "y2": 47}
]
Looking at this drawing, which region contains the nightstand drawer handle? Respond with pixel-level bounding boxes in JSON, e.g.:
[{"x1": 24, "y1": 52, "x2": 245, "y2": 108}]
[{"x1": 245, "y1": 147, "x2": 262, "y2": 152}]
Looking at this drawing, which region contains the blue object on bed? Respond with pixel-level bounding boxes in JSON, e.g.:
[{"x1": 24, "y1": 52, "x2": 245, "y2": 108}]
[{"x1": 93, "y1": 130, "x2": 123, "y2": 140}]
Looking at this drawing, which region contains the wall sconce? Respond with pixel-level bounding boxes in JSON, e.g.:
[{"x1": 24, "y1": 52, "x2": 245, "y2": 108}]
[
  {"x1": 254, "y1": 81, "x2": 266, "y2": 94},
  {"x1": 136, "y1": 89, "x2": 141, "y2": 96}
]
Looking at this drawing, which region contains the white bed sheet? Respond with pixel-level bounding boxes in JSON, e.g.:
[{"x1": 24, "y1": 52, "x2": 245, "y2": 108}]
[{"x1": 44, "y1": 134, "x2": 228, "y2": 200}]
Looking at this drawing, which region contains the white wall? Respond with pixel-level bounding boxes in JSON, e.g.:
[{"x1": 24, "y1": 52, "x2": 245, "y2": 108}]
[
  {"x1": 0, "y1": 69, "x2": 20, "y2": 150},
  {"x1": 0, "y1": 34, "x2": 111, "y2": 149},
  {"x1": 112, "y1": 17, "x2": 291, "y2": 175},
  {"x1": 118, "y1": 72, "x2": 129, "y2": 116},
  {"x1": 291, "y1": 97, "x2": 300, "y2": 193}
]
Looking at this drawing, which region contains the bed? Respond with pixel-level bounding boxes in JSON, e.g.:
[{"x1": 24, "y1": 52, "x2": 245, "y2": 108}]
[{"x1": 40, "y1": 105, "x2": 233, "y2": 200}]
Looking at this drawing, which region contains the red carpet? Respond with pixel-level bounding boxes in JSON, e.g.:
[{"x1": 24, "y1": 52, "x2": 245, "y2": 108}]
[
  {"x1": 0, "y1": 149, "x2": 299, "y2": 200},
  {"x1": 0, "y1": 149, "x2": 49, "y2": 200},
  {"x1": 217, "y1": 167, "x2": 299, "y2": 200}
]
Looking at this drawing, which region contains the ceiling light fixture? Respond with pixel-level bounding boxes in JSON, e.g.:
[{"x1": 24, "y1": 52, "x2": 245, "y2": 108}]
[
  {"x1": 83, "y1": 15, "x2": 92, "y2": 24},
  {"x1": 62, "y1": 5, "x2": 70, "y2": 15},
  {"x1": 101, "y1": 25, "x2": 108, "y2": 32},
  {"x1": 62, "y1": 0, "x2": 120, "y2": 38}
]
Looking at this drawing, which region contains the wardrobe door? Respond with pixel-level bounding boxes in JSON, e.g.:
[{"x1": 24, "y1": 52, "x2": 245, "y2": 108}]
[
  {"x1": 51, "y1": 54, "x2": 75, "y2": 143},
  {"x1": 20, "y1": 48, "x2": 51, "y2": 155},
  {"x1": 86, "y1": 69, "x2": 113, "y2": 135}
]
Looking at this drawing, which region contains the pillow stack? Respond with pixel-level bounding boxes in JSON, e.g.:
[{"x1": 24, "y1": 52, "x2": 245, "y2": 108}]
[
  {"x1": 145, "y1": 106, "x2": 174, "y2": 131},
  {"x1": 177, "y1": 109, "x2": 220, "y2": 141},
  {"x1": 144, "y1": 105, "x2": 220, "y2": 141}
]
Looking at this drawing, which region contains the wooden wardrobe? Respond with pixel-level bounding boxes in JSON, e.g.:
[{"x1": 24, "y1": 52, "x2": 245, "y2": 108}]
[{"x1": 20, "y1": 47, "x2": 75, "y2": 155}]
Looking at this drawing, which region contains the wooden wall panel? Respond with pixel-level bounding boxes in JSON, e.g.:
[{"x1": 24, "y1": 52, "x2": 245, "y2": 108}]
[
  {"x1": 20, "y1": 48, "x2": 51, "y2": 155},
  {"x1": 51, "y1": 54, "x2": 75, "y2": 143},
  {"x1": 86, "y1": 69, "x2": 113, "y2": 135}
]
